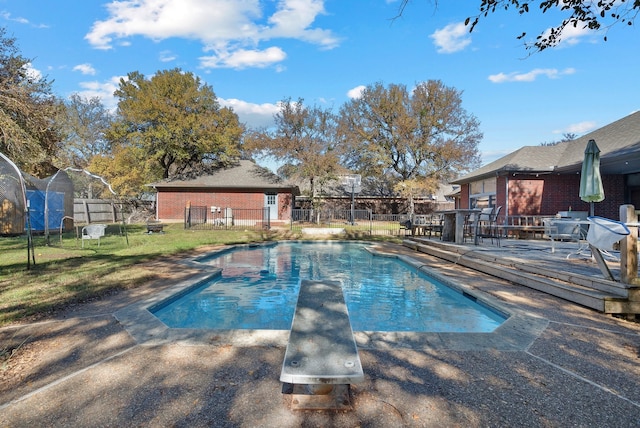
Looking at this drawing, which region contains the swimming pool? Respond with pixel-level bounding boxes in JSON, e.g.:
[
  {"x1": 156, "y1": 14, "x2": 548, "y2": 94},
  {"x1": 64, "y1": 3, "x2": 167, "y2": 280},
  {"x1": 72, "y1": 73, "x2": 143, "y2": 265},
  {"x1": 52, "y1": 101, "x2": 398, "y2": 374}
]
[{"x1": 151, "y1": 241, "x2": 506, "y2": 333}]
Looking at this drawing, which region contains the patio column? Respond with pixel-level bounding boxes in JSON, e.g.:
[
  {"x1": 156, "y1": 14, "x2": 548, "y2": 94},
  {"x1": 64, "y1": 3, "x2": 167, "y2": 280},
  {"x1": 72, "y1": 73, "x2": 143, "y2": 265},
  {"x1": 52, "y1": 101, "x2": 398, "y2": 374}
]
[{"x1": 620, "y1": 204, "x2": 638, "y2": 285}]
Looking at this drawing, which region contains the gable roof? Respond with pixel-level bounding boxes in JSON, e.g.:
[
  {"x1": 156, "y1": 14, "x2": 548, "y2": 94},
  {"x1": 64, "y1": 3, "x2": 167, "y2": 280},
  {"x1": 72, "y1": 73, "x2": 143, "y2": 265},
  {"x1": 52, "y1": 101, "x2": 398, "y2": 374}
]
[
  {"x1": 453, "y1": 110, "x2": 640, "y2": 184},
  {"x1": 149, "y1": 160, "x2": 299, "y2": 193}
]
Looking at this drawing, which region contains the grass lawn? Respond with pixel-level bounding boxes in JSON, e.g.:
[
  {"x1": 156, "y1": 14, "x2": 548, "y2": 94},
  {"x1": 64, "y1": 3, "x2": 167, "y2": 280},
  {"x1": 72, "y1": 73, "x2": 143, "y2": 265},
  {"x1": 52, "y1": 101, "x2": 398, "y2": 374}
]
[
  {"x1": 0, "y1": 223, "x2": 401, "y2": 326},
  {"x1": 0, "y1": 223, "x2": 276, "y2": 326}
]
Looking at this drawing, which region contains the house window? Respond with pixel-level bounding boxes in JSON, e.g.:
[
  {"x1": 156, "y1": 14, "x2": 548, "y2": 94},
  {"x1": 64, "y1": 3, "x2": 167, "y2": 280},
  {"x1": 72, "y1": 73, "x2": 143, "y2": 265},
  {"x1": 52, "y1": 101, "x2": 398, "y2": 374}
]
[
  {"x1": 469, "y1": 178, "x2": 497, "y2": 208},
  {"x1": 266, "y1": 194, "x2": 276, "y2": 205}
]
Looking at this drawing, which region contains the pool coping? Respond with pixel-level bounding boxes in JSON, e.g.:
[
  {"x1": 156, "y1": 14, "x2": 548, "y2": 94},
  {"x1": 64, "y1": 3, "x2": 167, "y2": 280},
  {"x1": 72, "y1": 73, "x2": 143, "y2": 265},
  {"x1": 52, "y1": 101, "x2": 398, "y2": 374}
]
[{"x1": 114, "y1": 241, "x2": 549, "y2": 351}]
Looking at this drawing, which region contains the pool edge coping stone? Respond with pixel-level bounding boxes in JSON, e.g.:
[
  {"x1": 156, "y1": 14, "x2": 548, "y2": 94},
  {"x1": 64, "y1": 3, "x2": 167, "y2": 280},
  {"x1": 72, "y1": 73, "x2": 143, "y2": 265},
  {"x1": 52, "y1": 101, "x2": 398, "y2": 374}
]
[{"x1": 114, "y1": 240, "x2": 549, "y2": 351}]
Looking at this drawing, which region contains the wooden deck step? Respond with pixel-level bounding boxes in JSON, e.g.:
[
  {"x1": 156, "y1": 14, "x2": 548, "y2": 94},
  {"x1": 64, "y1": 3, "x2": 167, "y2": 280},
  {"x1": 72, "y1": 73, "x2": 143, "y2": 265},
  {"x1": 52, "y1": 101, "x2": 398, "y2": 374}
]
[{"x1": 403, "y1": 239, "x2": 630, "y2": 313}]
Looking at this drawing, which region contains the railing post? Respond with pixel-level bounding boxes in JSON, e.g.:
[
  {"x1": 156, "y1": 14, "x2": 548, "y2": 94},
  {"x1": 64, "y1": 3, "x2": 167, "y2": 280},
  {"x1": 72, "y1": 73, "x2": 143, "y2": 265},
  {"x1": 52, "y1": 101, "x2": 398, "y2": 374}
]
[{"x1": 620, "y1": 204, "x2": 638, "y2": 285}]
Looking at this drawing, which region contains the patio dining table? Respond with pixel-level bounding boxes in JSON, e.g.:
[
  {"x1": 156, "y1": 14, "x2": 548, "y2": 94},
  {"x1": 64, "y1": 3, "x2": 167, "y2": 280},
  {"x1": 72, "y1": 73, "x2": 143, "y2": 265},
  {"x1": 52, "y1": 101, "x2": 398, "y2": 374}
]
[{"x1": 436, "y1": 209, "x2": 480, "y2": 244}]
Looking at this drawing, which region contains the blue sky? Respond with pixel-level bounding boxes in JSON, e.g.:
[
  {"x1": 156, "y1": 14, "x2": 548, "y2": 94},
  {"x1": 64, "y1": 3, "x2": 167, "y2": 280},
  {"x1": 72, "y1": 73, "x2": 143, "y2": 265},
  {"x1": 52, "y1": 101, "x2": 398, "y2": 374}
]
[{"x1": 2, "y1": 0, "x2": 639, "y2": 169}]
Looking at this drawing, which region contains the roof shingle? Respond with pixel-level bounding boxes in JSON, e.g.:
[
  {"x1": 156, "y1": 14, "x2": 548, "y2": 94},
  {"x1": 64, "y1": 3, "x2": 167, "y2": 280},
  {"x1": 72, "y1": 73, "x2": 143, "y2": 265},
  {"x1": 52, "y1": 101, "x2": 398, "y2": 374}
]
[
  {"x1": 453, "y1": 110, "x2": 640, "y2": 184},
  {"x1": 149, "y1": 160, "x2": 298, "y2": 192}
]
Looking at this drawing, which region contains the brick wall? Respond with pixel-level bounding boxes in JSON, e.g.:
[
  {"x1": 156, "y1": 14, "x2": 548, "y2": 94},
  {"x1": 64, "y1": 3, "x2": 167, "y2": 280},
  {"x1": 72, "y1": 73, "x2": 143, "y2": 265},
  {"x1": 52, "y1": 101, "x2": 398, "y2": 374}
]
[
  {"x1": 459, "y1": 184, "x2": 470, "y2": 209},
  {"x1": 508, "y1": 178, "x2": 545, "y2": 215},
  {"x1": 460, "y1": 174, "x2": 625, "y2": 219},
  {"x1": 157, "y1": 188, "x2": 294, "y2": 221},
  {"x1": 509, "y1": 174, "x2": 624, "y2": 219}
]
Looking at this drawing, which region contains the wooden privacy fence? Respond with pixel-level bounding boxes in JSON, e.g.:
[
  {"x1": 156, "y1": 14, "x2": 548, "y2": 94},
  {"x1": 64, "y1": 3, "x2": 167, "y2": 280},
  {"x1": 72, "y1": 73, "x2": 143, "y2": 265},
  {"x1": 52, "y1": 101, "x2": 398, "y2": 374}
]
[{"x1": 74, "y1": 199, "x2": 123, "y2": 224}]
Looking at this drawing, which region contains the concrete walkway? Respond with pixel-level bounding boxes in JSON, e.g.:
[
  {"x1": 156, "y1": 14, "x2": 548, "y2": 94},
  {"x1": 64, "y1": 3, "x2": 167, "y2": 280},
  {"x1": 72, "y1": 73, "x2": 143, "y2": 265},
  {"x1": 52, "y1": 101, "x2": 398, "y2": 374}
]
[{"x1": 1, "y1": 240, "x2": 639, "y2": 427}]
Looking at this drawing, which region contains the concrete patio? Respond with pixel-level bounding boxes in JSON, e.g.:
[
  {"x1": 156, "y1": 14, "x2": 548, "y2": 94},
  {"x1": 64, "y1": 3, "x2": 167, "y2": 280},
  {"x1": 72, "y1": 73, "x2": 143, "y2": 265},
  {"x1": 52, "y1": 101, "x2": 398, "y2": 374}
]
[{"x1": 1, "y1": 238, "x2": 639, "y2": 427}]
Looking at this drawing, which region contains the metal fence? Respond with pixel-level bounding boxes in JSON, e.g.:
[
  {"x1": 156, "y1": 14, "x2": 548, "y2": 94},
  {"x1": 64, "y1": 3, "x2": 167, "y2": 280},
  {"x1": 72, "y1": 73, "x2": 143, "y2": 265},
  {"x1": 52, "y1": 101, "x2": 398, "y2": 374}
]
[
  {"x1": 185, "y1": 206, "x2": 271, "y2": 230},
  {"x1": 183, "y1": 206, "x2": 411, "y2": 235},
  {"x1": 291, "y1": 209, "x2": 411, "y2": 236}
]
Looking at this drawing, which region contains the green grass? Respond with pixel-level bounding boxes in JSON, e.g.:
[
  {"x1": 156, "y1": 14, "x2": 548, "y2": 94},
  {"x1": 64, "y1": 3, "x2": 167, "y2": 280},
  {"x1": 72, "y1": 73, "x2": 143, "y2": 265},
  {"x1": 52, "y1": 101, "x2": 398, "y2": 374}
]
[
  {"x1": 0, "y1": 223, "x2": 271, "y2": 326},
  {"x1": 0, "y1": 223, "x2": 401, "y2": 326}
]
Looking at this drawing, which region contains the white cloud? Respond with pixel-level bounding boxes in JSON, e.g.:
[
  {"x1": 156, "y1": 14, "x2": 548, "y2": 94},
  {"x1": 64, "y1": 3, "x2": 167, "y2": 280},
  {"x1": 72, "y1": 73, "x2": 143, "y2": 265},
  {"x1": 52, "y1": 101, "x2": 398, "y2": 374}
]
[
  {"x1": 264, "y1": 0, "x2": 340, "y2": 48},
  {"x1": 219, "y1": 97, "x2": 279, "y2": 128},
  {"x1": 539, "y1": 21, "x2": 594, "y2": 47},
  {"x1": 159, "y1": 50, "x2": 177, "y2": 62},
  {"x1": 200, "y1": 47, "x2": 286, "y2": 69},
  {"x1": 73, "y1": 76, "x2": 125, "y2": 111},
  {"x1": 1, "y1": 11, "x2": 48, "y2": 28},
  {"x1": 70, "y1": 76, "x2": 281, "y2": 125},
  {"x1": 73, "y1": 63, "x2": 97, "y2": 75},
  {"x1": 85, "y1": 0, "x2": 339, "y2": 69},
  {"x1": 430, "y1": 22, "x2": 471, "y2": 54},
  {"x1": 554, "y1": 121, "x2": 598, "y2": 135},
  {"x1": 1, "y1": 12, "x2": 29, "y2": 25},
  {"x1": 347, "y1": 85, "x2": 366, "y2": 99},
  {"x1": 24, "y1": 63, "x2": 42, "y2": 81},
  {"x1": 488, "y1": 68, "x2": 576, "y2": 83}
]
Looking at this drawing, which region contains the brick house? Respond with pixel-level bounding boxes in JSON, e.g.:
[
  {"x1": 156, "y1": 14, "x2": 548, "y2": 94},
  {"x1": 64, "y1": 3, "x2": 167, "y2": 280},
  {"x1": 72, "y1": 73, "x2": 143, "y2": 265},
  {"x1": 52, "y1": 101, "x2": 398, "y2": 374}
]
[
  {"x1": 149, "y1": 160, "x2": 299, "y2": 224},
  {"x1": 451, "y1": 111, "x2": 640, "y2": 221}
]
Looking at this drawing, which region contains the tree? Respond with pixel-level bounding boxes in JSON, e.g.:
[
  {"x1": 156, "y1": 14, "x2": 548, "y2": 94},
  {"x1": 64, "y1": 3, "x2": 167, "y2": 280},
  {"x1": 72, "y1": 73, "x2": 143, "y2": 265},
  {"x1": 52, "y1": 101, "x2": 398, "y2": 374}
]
[
  {"x1": 540, "y1": 132, "x2": 577, "y2": 146},
  {"x1": 88, "y1": 145, "x2": 156, "y2": 197},
  {"x1": 338, "y1": 81, "x2": 482, "y2": 202},
  {"x1": 398, "y1": 1, "x2": 639, "y2": 51},
  {"x1": 244, "y1": 98, "x2": 342, "y2": 199},
  {"x1": 108, "y1": 68, "x2": 243, "y2": 181},
  {"x1": 0, "y1": 28, "x2": 62, "y2": 175},
  {"x1": 56, "y1": 94, "x2": 113, "y2": 169}
]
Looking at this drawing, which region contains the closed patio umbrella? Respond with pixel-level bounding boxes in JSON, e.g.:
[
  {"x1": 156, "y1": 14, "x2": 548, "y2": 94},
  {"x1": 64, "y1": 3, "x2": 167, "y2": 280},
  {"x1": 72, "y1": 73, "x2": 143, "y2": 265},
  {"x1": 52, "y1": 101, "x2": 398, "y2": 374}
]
[{"x1": 579, "y1": 139, "x2": 605, "y2": 216}]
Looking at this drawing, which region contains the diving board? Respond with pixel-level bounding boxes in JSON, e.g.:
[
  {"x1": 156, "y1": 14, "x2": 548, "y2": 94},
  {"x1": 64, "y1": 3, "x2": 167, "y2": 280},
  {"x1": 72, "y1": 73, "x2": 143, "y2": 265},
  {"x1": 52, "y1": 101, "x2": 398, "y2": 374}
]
[{"x1": 280, "y1": 279, "x2": 364, "y2": 410}]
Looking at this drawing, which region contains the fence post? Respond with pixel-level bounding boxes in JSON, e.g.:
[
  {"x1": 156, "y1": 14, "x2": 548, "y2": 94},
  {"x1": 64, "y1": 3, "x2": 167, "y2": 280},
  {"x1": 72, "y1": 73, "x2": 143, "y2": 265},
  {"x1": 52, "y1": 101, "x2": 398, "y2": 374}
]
[
  {"x1": 620, "y1": 204, "x2": 638, "y2": 285},
  {"x1": 83, "y1": 200, "x2": 90, "y2": 224}
]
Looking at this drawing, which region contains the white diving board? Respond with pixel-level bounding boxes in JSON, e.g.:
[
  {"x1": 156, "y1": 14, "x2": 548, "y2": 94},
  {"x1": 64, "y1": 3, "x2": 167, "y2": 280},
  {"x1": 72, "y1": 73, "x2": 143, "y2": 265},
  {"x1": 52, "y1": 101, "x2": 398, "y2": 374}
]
[{"x1": 280, "y1": 279, "x2": 364, "y2": 409}]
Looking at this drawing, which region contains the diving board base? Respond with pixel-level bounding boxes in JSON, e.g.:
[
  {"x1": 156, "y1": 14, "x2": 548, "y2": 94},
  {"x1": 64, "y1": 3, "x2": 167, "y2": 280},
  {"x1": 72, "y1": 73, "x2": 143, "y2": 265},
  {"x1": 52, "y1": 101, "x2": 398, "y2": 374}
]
[{"x1": 282, "y1": 383, "x2": 352, "y2": 410}]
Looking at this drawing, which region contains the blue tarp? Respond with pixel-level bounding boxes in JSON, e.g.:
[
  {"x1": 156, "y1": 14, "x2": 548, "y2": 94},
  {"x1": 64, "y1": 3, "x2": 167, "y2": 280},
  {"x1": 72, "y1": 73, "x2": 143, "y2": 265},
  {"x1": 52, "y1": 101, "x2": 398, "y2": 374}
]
[{"x1": 26, "y1": 190, "x2": 65, "y2": 232}]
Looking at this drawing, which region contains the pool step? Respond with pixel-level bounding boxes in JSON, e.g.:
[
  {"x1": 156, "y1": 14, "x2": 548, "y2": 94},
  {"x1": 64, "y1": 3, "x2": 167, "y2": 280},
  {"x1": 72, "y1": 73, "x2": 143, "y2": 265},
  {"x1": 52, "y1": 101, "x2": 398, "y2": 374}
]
[{"x1": 403, "y1": 239, "x2": 632, "y2": 313}]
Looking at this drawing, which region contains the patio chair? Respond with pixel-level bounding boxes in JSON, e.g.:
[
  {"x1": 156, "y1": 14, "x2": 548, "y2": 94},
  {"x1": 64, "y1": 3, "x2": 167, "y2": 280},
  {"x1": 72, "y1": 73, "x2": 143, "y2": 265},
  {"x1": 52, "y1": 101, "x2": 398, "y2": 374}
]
[
  {"x1": 543, "y1": 218, "x2": 583, "y2": 254},
  {"x1": 463, "y1": 212, "x2": 478, "y2": 243},
  {"x1": 476, "y1": 206, "x2": 502, "y2": 246},
  {"x1": 81, "y1": 224, "x2": 107, "y2": 248},
  {"x1": 424, "y1": 214, "x2": 444, "y2": 239},
  {"x1": 399, "y1": 218, "x2": 412, "y2": 235}
]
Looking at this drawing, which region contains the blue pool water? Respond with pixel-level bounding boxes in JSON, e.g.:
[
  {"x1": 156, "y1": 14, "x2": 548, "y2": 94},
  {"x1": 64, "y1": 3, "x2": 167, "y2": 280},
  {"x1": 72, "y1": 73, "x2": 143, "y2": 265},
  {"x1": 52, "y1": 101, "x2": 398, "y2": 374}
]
[{"x1": 151, "y1": 242, "x2": 506, "y2": 332}]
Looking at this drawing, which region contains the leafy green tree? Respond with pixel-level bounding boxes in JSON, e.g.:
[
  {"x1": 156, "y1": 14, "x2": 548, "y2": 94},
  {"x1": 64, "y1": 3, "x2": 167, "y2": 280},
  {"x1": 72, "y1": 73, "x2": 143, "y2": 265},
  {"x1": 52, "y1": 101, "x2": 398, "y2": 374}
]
[
  {"x1": 88, "y1": 145, "x2": 156, "y2": 197},
  {"x1": 0, "y1": 28, "x2": 62, "y2": 175},
  {"x1": 244, "y1": 98, "x2": 342, "y2": 199},
  {"x1": 398, "y1": 1, "x2": 639, "y2": 51},
  {"x1": 56, "y1": 94, "x2": 113, "y2": 169},
  {"x1": 338, "y1": 80, "x2": 482, "y2": 201},
  {"x1": 108, "y1": 68, "x2": 243, "y2": 181}
]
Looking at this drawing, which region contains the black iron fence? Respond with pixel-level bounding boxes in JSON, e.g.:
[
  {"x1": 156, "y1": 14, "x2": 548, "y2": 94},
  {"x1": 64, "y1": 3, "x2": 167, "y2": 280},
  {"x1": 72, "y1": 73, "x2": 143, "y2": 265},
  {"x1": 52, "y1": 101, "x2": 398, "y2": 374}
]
[
  {"x1": 291, "y1": 209, "x2": 411, "y2": 236},
  {"x1": 185, "y1": 205, "x2": 271, "y2": 230},
  {"x1": 183, "y1": 206, "x2": 412, "y2": 235}
]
